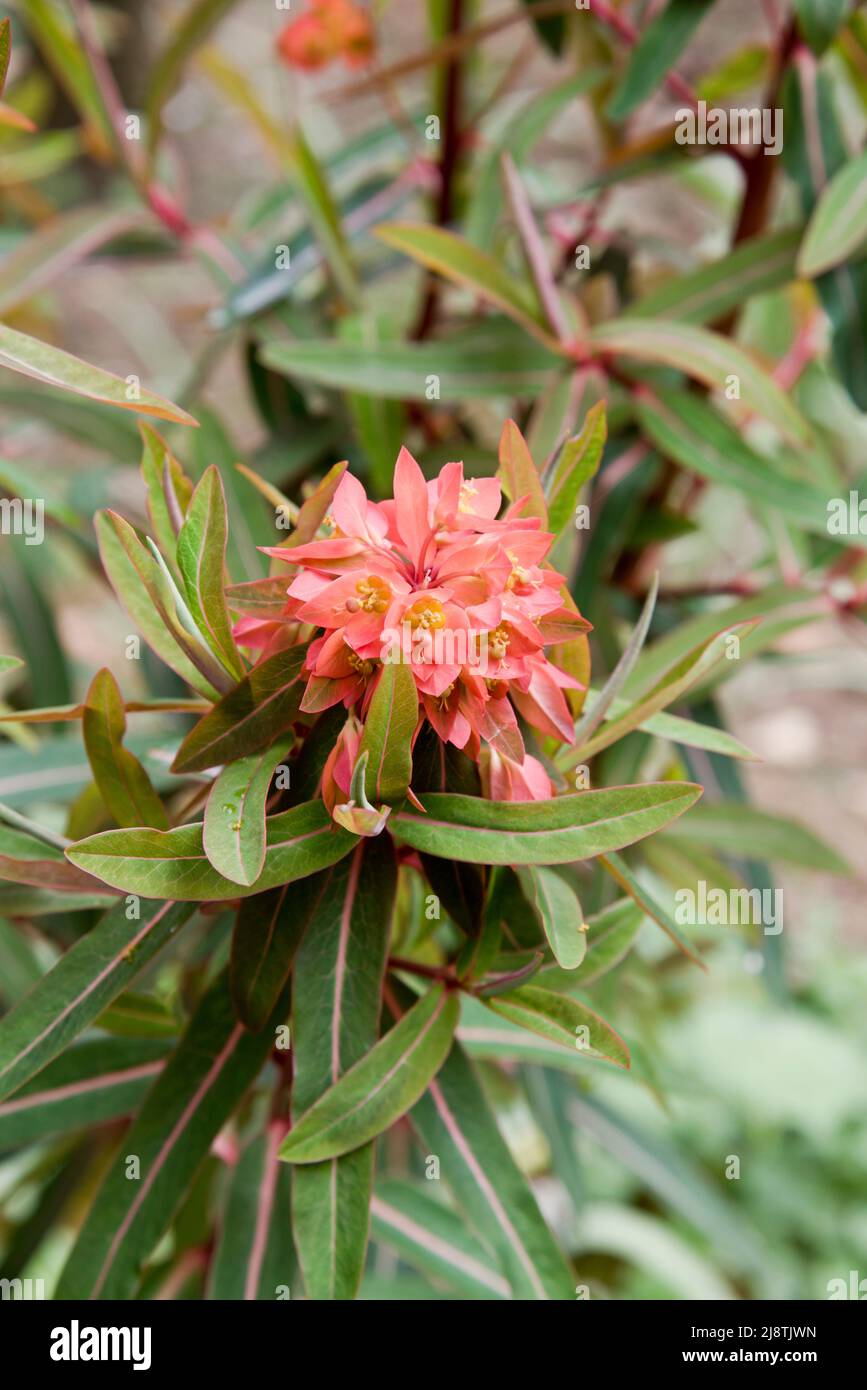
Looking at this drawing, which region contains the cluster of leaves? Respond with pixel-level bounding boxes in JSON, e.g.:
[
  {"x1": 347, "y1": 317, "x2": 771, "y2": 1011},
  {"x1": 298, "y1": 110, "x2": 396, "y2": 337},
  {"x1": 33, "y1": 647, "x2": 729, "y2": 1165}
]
[{"x1": 0, "y1": 0, "x2": 860, "y2": 1300}]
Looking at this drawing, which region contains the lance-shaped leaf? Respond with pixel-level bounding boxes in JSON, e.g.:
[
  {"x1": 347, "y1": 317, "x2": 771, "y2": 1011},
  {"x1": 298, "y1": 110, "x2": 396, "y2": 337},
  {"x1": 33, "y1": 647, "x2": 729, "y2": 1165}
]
[
  {"x1": 0, "y1": 898, "x2": 194, "y2": 1103},
  {"x1": 139, "y1": 422, "x2": 193, "y2": 565},
  {"x1": 230, "y1": 878, "x2": 320, "y2": 1031},
  {"x1": 209, "y1": 1122, "x2": 295, "y2": 1300},
  {"x1": 203, "y1": 736, "x2": 294, "y2": 886},
  {"x1": 375, "y1": 223, "x2": 556, "y2": 348},
  {"x1": 259, "y1": 332, "x2": 560, "y2": 402},
  {"x1": 172, "y1": 645, "x2": 307, "y2": 773},
  {"x1": 390, "y1": 782, "x2": 702, "y2": 866},
  {"x1": 662, "y1": 801, "x2": 850, "y2": 873},
  {"x1": 356, "y1": 661, "x2": 417, "y2": 806},
  {"x1": 600, "y1": 850, "x2": 704, "y2": 967},
  {"x1": 145, "y1": 0, "x2": 239, "y2": 158},
  {"x1": 498, "y1": 418, "x2": 547, "y2": 523},
  {"x1": 67, "y1": 799, "x2": 357, "y2": 901},
  {"x1": 482, "y1": 985, "x2": 630, "y2": 1068},
  {"x1": 0, "y1": 1037, "x2": 169, "y2": 1149},
  {"x1": 0, "y1": 820, "x2": 114, "y2": 895},
  {"x1": 794, "y1": 0, "x2": 849, "y2": 55},
  {"x1": 632, "y1": 227, "x2": 801, "y2": 325},
  {"x1": 607, "y1": 0, "x2": 714, "y2": 121},
  {"x1": 279, "y1": 985, "x2": 458, "y2": 1165},
  {"x1": 545, "y1": 399, "x2": 607, "y2": 536},
  {"x1": 559, "y1": 621, "x2": 759, "y2": 766},
  {"x1": 371, "y1": 1181, "x2": 509, "y2": 1300},
  {"x1": 55, "y1": 969, "x2": 288, "y2": 1300},
  {"x1": 540, "y1": 898, "x2": 644, "y2": 990},
  {"x1": 516, "y1": 865, "x2": 586, "y2": 970},
  {"x1": 0, "y1": 323, "x2": 197, "y2": 425},
  {"x1": 571, "y1": 574, "x2": 659, "y2": 750},
  {"x1": 176, "y1": 465, "x2": 245, "y2": 681},
  {"x1": 96, "y1": 510, "x2": 224, "y2": 701},
  {"x1": 83, "y1": 669, "x2": 168, "y2": 830},
  {"x1": 797, "y1": 148, "x2": 867, "y2": 277},
  {"x1": 588, "y1": 318, "x2": 811, "y2": 445},
  {"x1": 635, "y1": 388, "x2": 839, "y2": 540},
  {"x1": 409, "y1": 1036, "x2": 574, "y2": 1299},
  {"x1": 0, "y1": 206, "x2": 148, "y2": 317},
  {"x1": 292, "y1": 840, "x2": 396, "y2": 1299}
]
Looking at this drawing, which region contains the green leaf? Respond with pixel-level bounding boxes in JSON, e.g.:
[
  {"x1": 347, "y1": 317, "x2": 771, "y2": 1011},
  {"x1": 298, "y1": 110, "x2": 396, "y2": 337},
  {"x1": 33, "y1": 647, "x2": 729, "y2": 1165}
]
[
  {"x1": 19, "y1": 0, "x2": 113, "y2": 148},
  {"x1": 635, "y1": 387, "x2": 838, "y2": 539},
  {"x1": 608, "y1": 0, "x2": 713, "y2": 120},
  {"x1": 83, "y1": 669, "x2": 168, "y2": 830},
  {"x1": 545, "y1": 400, "x2": 607, "y2": 535},
  {"x1": 96, "y1": 510, "x2": 224, "y2": 701},
  {"x1": 482, "y1": 985, "x2": 630, "y2": 1068},
  {"x1": 516, "y1": 865, "x2": 586, "y2": 969},
  {"x1": 390, "y1": 783, "x2": 702, "y2": 866},
  {"x1": 0, "y1": 819, "x2": 112, "y2": 895},
  {"x1": 145, "y1": 0, "x2": 239, "y2": 158},
  {"x1": 632, "y1": 228, "x2": 801, "y2": 324},
  {"x1": 0, "y1": 655, "x2": 23, "y2": 674},
  {"x1": 356, "y1": 662, "x2": 418, "y2": 807},
  {"x1": 465, "y1": 70, "x2": 607, "y2": 247},
  {"x1": 543, "y1": 897, "x2": 644, "y2": 989},
  {"x1": 286, "y1": 124, "x2": 360, "y2": 308},
  {"x1": 794, "y1": 0, "x2": 850, "y2": 56},
  {"x1": 622, "y1": 583, "x2": 817, "y2": 695},
  {"x1": 230, "y1": 885, "x2": 308, "y2": 1031},
  {"x1": 797, "y1": 149, "x2": 867, "y2": 277},
  {"x1": 67, "y1": 799, "x2": 358, "y2": 902},
  {"x1": 371, "y1": 1180, "x2": 509, "y2": 1299},
  {"x1": 560, "y1": 621, "x2": 759, "y2": 765},
  {"x1": 0, "y1": 1038, "x2": 169, "y2": 1149},
  {"x1": 259, "y1": 327, "x2": 560, "y2": 401},
  {"x1": 588, "y1": 318, "x2": 811, "y2": 445},
  {"x1": 172, "y1": 645, "x2": 307, "y2": 773},
  {"x1": 0, "y1": 898, "x2": 194, "y2": 1103},
  {"x1": 176, "y1": 465, "x2": 245, "y2": 681},
  {"x1": 203, "y1": 736, "x2": 294, "y2": 886},
  {"x1": 0, "y1": 323, "x2": 198, "y2": 426},
  {"x1": 209, "y1": 1124, "x2": 295, "y2": 1299},
  {"x1": 600, "y1": 850, "x2": 704, "y2": 966},
  {"x1": 292, "y1": 840, "x2": 396, "y2": 1299},
  {"x1": 139, "y1": 422, "x2": 193, "y2": 563},
  {"x1": 663, "y1": 802, "x2": 850, "y2": 873},
  {"x1": 0, "y1": 205, "x2": 148, "y2": 317},
  {"x1": 498, "y1": 417, "x2": 547, "y2": 523},
  {"x1": 571, "y1": 574, "x2": 659, "y2": 751},
  {"x1": 375, "y1": 223, "x2": 555, "y2": 347},
  {"x1": 55, "y1": 969, "x2": 288, "y2": 1300},
  {"x1": 279, "y1": 986, "x2": 458, "y2": 1164},
  {"x1": 409, "y1": 1036, "x2": 574, "y2": 1299}
]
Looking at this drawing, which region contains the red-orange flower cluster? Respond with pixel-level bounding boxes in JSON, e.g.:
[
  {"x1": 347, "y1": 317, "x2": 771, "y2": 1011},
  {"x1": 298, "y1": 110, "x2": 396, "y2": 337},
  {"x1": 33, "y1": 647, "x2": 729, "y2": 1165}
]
[{"x1": 277, "y1": 0, "x2": 374, "y2": 73}]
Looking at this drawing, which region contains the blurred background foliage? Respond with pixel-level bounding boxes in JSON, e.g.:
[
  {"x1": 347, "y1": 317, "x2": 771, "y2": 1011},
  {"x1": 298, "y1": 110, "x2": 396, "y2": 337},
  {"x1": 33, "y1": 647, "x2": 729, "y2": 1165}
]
[{"x1": 0, "y1": 0, "x2": 865, "y2": 1300}]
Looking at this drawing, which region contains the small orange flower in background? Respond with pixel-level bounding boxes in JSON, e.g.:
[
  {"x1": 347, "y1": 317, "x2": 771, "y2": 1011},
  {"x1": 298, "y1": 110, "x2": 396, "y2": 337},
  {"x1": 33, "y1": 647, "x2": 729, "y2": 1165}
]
[{"x1": 277, "y1": 0, "x2": 375, "y2": 72}]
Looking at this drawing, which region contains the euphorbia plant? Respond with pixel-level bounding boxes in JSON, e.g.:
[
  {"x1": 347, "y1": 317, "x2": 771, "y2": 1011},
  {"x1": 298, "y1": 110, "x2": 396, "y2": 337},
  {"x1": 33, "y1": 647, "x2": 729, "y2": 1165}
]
[{"x1": 1, "y1": 406, "x2": 750, "y2": 1302}]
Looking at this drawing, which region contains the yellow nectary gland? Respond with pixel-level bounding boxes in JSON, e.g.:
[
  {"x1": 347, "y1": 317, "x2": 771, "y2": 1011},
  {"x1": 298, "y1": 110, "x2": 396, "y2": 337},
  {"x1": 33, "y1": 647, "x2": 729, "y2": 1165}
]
[
  {"x1": 346, "y1": 649, "x2": 375, "y2": 677},
  {"x1": 488, "y1": 624, "x2": 510, "y2": 660},
  {"x1": 352, "y1": 575, "x2": 391, "y2": 614},
  {"x1": 405, "y1": 597, "x2": 446, "y2": 631}
]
